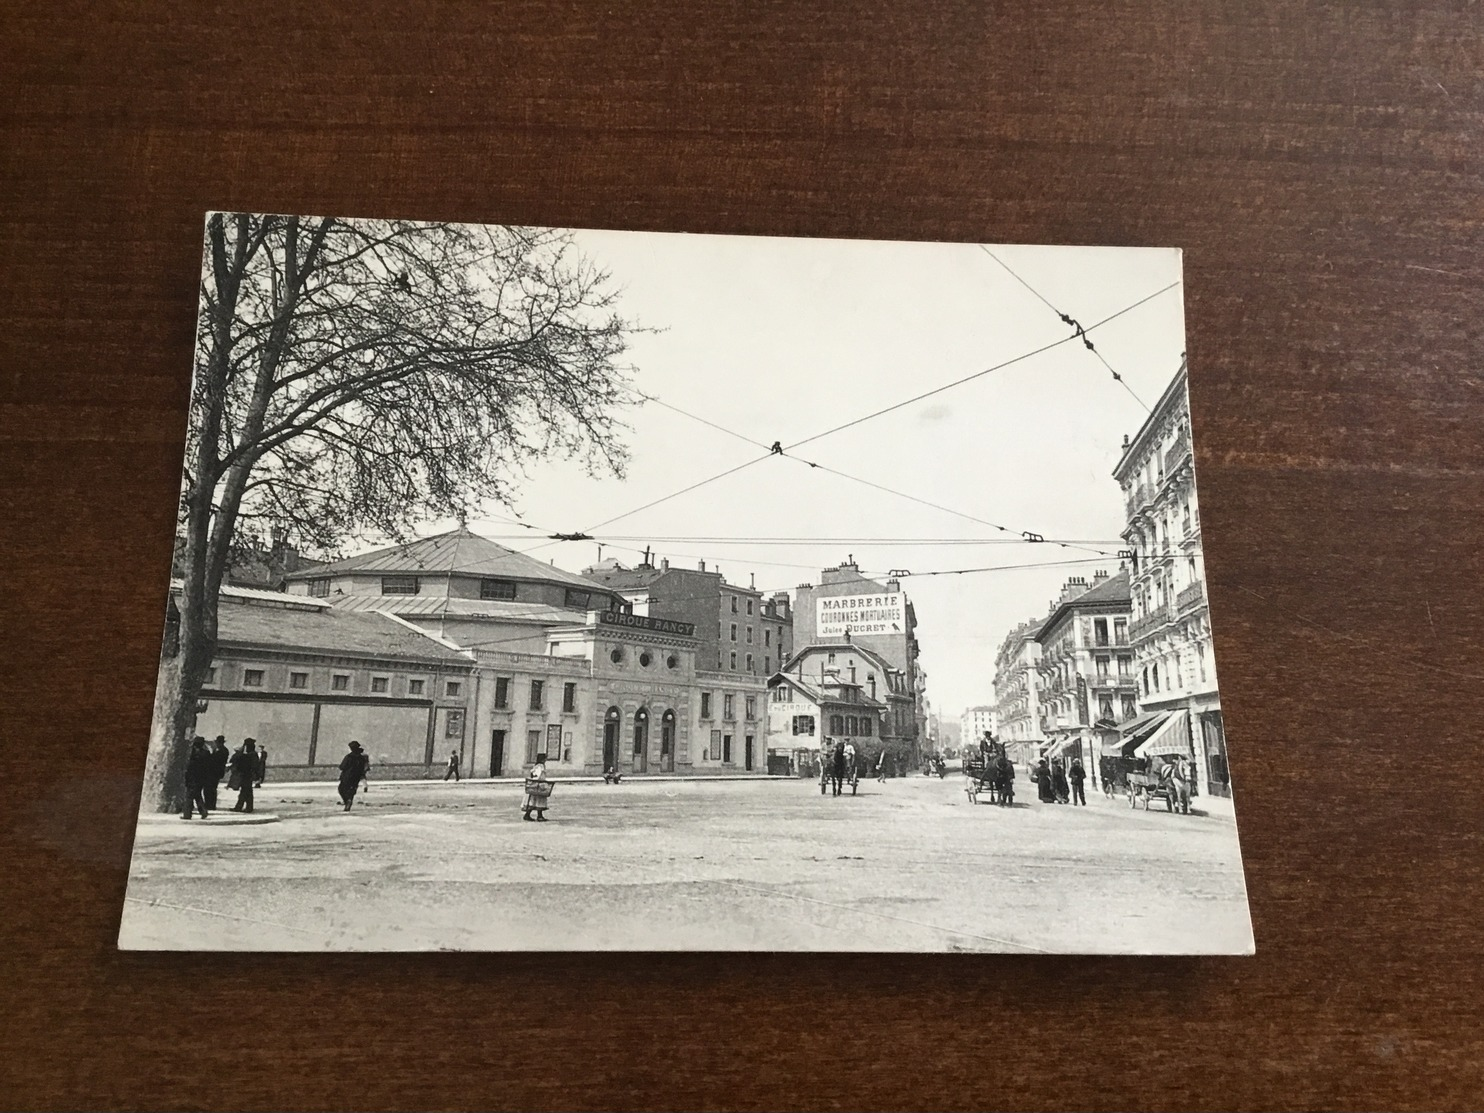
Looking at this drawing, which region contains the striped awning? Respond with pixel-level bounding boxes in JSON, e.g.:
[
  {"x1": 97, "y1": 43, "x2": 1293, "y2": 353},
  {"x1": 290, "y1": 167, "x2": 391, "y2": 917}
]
[
  {"x1": 1136, "y1": 709, "x2": 1191, "y2": 758},
  {"x1": 1105, "y1": 711, "x2": 1169, "y2": 756}
]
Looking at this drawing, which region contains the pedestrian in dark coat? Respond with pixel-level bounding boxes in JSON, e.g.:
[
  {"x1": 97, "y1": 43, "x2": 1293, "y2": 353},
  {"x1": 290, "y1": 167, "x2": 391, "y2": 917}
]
[
  {"x1": 995, "y1": 754, "x2": 1015, "y2": 806},
  {"x1": 338, "y1": 741, "x2": 370, "y2": 811},
  {"x1": 206, "y1": 736, "x2": 230, "y2": 810},
  {"x1": 253, "y1": 745, "x2": 268, "y2": 788},
  {"x1": 1035, "y1": 758, "x2": 1055, "y2": 803},
  {"x1": 228, "y1": 739, "x2": 258, "y2": 813},
  {"x1": 182, "y1": 737, "x2": 213, "y2": 819},
  {"x1": 1068, "y1": 757, "x2": 1088, "y2": 805},
  {"x1": 1051, "y1": 758, "x2": 1070, "y2": 804},
  {"x1": 444, "y1": 749, "x2": 461, "y2": 782}
]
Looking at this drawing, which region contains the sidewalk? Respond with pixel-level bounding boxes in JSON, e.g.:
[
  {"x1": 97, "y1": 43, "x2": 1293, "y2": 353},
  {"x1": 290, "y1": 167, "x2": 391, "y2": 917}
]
[
  {"x1": 263, "y1": 772, "x2": 785, "y2": 791},
  {"x1": 137, "y1": 811, "x2": 280, "y2": 826}
]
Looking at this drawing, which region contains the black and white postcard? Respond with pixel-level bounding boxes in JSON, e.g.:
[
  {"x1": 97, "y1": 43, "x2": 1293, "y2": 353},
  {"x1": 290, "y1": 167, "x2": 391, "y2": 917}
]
[{"x1": 119, "y1": 214, "x2": 1252, "y2": 953}]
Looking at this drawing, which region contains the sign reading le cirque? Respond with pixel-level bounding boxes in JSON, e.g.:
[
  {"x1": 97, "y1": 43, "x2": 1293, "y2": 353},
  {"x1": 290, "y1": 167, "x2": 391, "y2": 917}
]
[
  {"x1": 599, "y1": 611, "x2": 696, "y2": 638},
  {"x1": 817, "y1": 592, "x2": 905, "y2": 638}
]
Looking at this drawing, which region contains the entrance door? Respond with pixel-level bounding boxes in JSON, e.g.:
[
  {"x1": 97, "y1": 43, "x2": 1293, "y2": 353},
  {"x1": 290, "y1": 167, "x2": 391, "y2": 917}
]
[
  {"x1": 602, "y1": 707, "x2": 620, "y2": 771},
  {"x1": 745, "y1": 734, "x2": 754, "y2": 772},
  {"x1": 490, "y1": 730, "x2": 506, "y2": 777},
  {"x1": 633, "y1": 708, "x2": 649, "y2": 773},
  {"x1": 660, "y1": 710, "x2": 676, "y2": 772}
]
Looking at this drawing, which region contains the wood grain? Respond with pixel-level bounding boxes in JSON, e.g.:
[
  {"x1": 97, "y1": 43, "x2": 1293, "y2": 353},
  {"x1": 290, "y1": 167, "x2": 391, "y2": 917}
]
[{"x1": 2, "y1": 2, "x2": 1482, "y2": 1109}]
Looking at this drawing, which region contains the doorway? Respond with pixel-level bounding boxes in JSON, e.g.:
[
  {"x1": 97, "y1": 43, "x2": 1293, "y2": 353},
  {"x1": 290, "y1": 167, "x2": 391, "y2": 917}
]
[
  {"x1": 490, "y1": 730, "x2": 505, "y2": 777},
  {"x1": 602, "y1": 706, "x2": 620, "y2": 771},
  {"x1": 745, "y1": 734, "x2": 754, "y2": 772},
  {"x1": 633, "y1": 707, "x2": 649, "y2": 774},
  {"x1": 660, "y1": 709, "x2": 676, "y2": 772}
]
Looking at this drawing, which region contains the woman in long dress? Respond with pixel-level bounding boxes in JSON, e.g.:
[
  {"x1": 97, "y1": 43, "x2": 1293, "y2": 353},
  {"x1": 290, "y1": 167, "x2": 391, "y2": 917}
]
[
  {"x1": 523, "y1": 753, "x2": 550, "y2": 821},
  {"x1": 1035, "y1": 758, "x2": 1055, "y2": 803}
]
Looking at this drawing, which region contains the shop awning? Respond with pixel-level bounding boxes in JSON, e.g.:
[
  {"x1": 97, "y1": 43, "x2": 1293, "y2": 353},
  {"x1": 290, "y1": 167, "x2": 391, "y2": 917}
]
[
  {"x1": 1136, "y1": 709, "x2": 1191, "y2": 759},
  {"x1": 1043, "y1": 736, "x2": 1079, "y2": 759},
  {"x1": 1105, "y1": 711, "x2": 1169, "y2": 756}
]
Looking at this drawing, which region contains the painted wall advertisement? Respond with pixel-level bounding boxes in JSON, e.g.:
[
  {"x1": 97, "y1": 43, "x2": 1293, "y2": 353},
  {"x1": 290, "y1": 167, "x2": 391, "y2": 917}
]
[{"x1": 817, "y1": 592, "x2": 905, "y2": 638}]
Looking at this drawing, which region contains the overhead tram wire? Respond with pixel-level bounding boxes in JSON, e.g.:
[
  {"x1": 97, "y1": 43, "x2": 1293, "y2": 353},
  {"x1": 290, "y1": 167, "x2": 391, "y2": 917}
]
[
  {"x1": 783, "y1": 278, "x2": 1179, "y2": 454},
  {"x1": 514, "y1": 279, "x2": 1179, "y2": 561},
  {"x1": 641, "y1": 391, "x2": 1119, "y2": 556},
  {"x1": 978, "y1": 245, "x2": 1152, "y2": 413}
]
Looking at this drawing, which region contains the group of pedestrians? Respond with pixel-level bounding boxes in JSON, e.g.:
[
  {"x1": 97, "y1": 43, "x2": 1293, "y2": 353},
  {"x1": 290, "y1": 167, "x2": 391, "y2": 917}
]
[
  {"x1": 1032, "y1": 755, "x2": 1088, "y2": 806},
  {"x1": 181, "y1": 734, "x2": 370, "y2": 819},
  {"x1": 182, "y1": 735, "x2": 266, "y2": 819}
]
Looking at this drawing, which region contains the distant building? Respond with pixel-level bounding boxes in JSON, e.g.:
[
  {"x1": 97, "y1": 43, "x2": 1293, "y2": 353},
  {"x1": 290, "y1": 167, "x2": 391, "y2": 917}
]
[
  {"x1": 1113, "y1": 360, "x2": 1229, "y2": 797},
  {"x1": 992, "y1": 618, "x2": 1045, "y2": 765},
  {"x1": 583, "y1": 558, "x2": 793, "y2": 680},
  {"x1": 962, "y1": 705, "x2": 997, "y2": 748},
  {"x1": 1034, "y1": 568, "x2": 1137, "y2": 786},
  {"x1": 284, "y1": 526, "x2": 627, "y2": 654},
  {"x1": 791, "y1": 559, "x2": 923, "y2": 760},
  {"x1": 187, "y1": 583, "x2": 475, "y2": 781},
  {"x1": 766, "y1": 641, "x2": 914, "y2": 773}
]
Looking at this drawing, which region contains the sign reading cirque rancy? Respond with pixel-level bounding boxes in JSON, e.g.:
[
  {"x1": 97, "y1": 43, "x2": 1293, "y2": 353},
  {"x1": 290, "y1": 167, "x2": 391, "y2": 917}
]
[
  {"x1": 817, "y1": 592, "x2": 905, "y2": 638},
  {"x1": 599, "y1": 610, "x2": 696, "y2": 638}
]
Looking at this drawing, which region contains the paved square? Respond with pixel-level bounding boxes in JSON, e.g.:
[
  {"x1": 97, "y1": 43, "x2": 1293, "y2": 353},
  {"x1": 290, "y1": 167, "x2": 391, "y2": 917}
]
[{"x1": 119, "y1": 776, "x2": 1252, "y2": 952}]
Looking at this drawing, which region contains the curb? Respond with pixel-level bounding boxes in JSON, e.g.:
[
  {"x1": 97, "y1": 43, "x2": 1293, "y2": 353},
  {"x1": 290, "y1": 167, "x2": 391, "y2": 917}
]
[
  {"x1": 136, "y1": 812, "x2": 281, "y2": 827},
  {"x1": 261, "y1": 774, "x2": 788, "y2": 790}
]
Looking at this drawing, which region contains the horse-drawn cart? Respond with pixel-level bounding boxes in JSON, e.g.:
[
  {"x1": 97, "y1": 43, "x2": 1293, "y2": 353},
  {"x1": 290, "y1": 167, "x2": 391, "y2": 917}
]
[{"x1": 1127, "y1": 769, "x2": 1190, "y2": 813}]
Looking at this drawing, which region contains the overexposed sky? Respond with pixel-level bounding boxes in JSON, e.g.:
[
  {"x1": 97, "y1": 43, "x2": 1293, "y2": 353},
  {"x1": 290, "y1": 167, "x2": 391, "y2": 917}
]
[{"x1": 433, "y1": 230, "x2": 1186, "y2": 717}]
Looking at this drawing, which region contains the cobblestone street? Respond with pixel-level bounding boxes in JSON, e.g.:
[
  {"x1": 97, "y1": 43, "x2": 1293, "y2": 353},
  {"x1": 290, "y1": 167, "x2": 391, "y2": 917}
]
[{"x1": 119, "y1": 775, "x2": 1251, "y2": 953}]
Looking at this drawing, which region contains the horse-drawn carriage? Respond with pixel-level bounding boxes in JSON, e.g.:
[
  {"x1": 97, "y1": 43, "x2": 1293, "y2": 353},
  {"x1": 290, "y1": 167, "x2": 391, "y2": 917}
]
[
  {"x1": 1127, "y1": 765, "x2": 1191, "y2": 813},
  {"x1": 963, "y1": 741, "x2": 1015, "y2": 806}
]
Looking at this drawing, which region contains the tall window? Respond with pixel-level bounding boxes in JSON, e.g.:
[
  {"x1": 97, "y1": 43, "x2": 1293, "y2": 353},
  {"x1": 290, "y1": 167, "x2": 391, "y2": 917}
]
[
  {"x1": 1094, "y1": 618, "x2": 1109, "y2": 647},
  {"x1": 480, "y1": 578, "x2": 517, "y2": 600},
  {"x1": 723, "y1": 694, "x2": 735, "y2": 720},
  {"x1": 764, "y1": 629, "x2": 771, "y2": 647},
  {"x1": 722, "y1": 734, "x2": 732, "y2": 762},
  {"x1": 745, "y1": 696, "x2": 756, "y2": 720},
  {"x1": 529, "y1": 680, "x2": 544, "y2": 710},
  {"x1": 730, "y1": 624, "x2": 737, "y2": 641},
  {"x1": 746, "y1": 627, "x2": 753, "y2": 643},
  {"x1": 562, "y1": 682, "x2": 576, "y2": 712},
  {"x1": 700, "y1": 692, "x2": 712, "y2": 718},
  {"x1": 730, "y1": 596, "x2": 738, "y2": 613},
  {"x1": 1096, "y1": 656, "x2": 1109, "y2": 679},
  {"x1": 381, "y1": 575, "x2": 419, "y2": 595},
  {"x1": 860, "y1": 718, "x2": 873, "y2": 737},
  {"x1": 746, "y1": 599, "x2": 753, "y2": 615},
  {"x1": 773, "y1": 686, "x2": 788, "y2": 703},
  {"x1": 830, "y1": 714, "x2": 844, "y2": 734},
  {"x1": 729, "y1": 651, "x2": 737, "y2": 670},
  {"x1": 746, "y1": 653, "x2": 754, "y2": 672},
  {"x1": 494, "y1": 677, "x2": 510, "y2": 708},
  {"x1": 765, "y1": 656, "x2": 771, "y2": 673}
]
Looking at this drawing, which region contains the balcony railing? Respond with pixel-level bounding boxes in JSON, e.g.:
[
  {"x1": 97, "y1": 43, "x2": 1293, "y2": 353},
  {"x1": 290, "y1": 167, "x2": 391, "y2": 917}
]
[
  {"x1": 1164, "y1": 432, "x2": 1191, "y2": 475},
  {"x1": 1124, "y1": 480, "x2": 1153, "y2": 519},
  {"x1": 1129, "y1": 604, "x2": 1171, "y2": 642},
  {"x1": 1176, "y1": 580, "x2": 1206, "y2": 614}
]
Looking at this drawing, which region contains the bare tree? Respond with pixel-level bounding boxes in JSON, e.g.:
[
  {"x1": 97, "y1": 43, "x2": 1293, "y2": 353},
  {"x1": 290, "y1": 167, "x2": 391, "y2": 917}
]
[{"x1": 143, "y1": 213, "x2": 636, "y2": 812}]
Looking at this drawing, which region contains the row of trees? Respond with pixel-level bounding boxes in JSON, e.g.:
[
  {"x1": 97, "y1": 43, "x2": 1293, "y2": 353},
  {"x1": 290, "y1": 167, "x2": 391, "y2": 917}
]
[{"x1": 144, "y1": 213, "x2": 639, "y2": 812}]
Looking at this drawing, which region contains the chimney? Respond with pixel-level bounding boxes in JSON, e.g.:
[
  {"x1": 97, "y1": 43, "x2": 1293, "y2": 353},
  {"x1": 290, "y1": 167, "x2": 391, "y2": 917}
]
[
  {"x1": 661, "y1": 558, "x2": 669, "y2": 571},
  {"x1": 699, "y1": 560, "x2": 706, "y2": 572},
  {"x1": 750, "y1": 572, "x2": 755, "y2": 589}
]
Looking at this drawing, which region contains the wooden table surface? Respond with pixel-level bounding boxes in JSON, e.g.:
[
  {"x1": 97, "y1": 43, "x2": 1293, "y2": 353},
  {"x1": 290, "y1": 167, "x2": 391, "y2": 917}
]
[{"x1": 3, "y1": 3, "x2": 1481, "y2": 1110}]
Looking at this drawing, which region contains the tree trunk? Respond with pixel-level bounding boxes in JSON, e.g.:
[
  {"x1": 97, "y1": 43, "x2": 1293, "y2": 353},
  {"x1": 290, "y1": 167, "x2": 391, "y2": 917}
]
[{"x1": 140, "y1": 653, "x2": 192, "y2": 814}]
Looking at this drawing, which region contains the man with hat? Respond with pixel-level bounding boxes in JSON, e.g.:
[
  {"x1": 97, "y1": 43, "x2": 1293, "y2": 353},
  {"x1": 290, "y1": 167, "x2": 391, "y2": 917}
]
[{"x1": 338, "y1": 741, "x2": 370, "y2": 812}]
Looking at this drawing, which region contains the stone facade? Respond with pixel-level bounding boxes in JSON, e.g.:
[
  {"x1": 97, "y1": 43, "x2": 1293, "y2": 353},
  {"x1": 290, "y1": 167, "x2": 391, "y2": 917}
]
[{"x1": 1113, "y1": 360, "x2": 1230, "y2": 797}]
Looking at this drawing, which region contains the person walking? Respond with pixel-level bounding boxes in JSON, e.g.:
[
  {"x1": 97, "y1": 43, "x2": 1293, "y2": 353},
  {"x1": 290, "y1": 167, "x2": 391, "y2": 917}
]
[
  {"x1": 1034, "y1": 757, "x2": 1055, "y2": 803},
  {"x1": 995, "y1": 752, "x2": 1015, "y2": 806},
  {"x1": 1069, "y1": 757, "x2": 1087, "y2": 805},
  {"x1": 1050, "y1": 758, "x2": 1070, "y2": 804},
  {"x1": 253, "y1": 744, "x2": 268, "y2": 789},
  {"x1": 443, "y1": 749, "x2": 461, "y2": 782},
  {"x1": 875, "y1": 748, "x2": 889, "y2": 783},
  {"x1": 181, "y1": 737, "x2": 213, "y2": 820},
  {"x1": 338, "y1": 741, "x2": 371, "y2": 811},
  {"x1": 227, "y1": 739, "x2": 258, "y2": 813},
  {"x1": 522, "y1": 753, "x2": 551, "y2": 821},
  {"x1": 206, "y1": 735, "x2": 230, "y2": 811}
]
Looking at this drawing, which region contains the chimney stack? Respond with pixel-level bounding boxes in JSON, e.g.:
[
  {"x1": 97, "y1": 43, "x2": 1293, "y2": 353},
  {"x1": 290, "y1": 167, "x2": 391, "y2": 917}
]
[
  {"x1": 661, "y1": 558, "x2": 669, "y2": 571},
  {"x1": 699, "y1": 560, "x2": 706, "y2": 572},
  {"x1": 750, "y1": 572, "x2": 755, "y2": 589}
]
